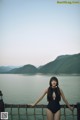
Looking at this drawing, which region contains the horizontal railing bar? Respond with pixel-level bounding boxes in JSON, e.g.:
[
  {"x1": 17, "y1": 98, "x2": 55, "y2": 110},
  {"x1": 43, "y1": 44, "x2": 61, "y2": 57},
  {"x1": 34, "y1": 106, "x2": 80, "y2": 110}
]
[{"x1": 5, "y1": 104, "x2": 77, "y2": 108}]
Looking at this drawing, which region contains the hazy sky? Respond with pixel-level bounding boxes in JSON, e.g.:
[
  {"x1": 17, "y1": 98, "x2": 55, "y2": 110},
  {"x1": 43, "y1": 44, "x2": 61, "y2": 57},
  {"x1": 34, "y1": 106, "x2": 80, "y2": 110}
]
[{"x1": 0, "y1": 0, "x2": 80, "y2": 66}]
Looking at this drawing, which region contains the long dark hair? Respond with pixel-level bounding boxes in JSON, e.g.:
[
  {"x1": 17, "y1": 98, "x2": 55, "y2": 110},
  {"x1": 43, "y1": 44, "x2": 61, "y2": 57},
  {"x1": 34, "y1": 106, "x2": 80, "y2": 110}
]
[{"x1": 47, "y1": 77, "x2": 61, "y2": 102}]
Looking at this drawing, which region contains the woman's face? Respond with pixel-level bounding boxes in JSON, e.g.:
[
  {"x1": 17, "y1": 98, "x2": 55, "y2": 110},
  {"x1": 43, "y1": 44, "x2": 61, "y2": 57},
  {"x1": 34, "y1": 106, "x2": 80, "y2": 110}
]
[{"x1": 51, "y1": 80, "x2": 57, "y2": 87}]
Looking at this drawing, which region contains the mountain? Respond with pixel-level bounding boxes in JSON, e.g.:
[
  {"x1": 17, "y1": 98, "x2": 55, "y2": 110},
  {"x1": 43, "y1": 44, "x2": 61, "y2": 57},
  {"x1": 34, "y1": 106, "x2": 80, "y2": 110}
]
[
  {"x1": 38, "y1": 53, "x2": 80, "y2": 74},
  {"x1": 0, "y1": 66, "x2": 20, "y2": 73},
  {"x1": 9, "y1": 64, "x2": 38, "y2": 74},
  {"x1": 0, "y1": 66, "x2": 14, "y2": 73},
  {"x1": 0, "y1": 53, "x2": 80, "y2": 74}
]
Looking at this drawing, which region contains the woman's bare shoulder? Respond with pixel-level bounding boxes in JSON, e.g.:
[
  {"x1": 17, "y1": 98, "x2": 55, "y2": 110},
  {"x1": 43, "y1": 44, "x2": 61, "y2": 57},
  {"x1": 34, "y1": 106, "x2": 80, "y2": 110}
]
[
  {"x1": 59, "y1": 88, "x2": 65, "y2": 96},
  {"x1": 59, "y1": 88, "x2": 63, "y2": 94},
  {"x1": 44, "y1": 88, "x2": 49, "y2": 93}
]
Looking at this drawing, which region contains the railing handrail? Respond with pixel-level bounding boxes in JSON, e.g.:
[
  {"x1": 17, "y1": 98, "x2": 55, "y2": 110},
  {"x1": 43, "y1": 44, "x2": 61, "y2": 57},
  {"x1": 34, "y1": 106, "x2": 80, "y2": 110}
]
[{"x1": 4, "y1": 103, "x2": 77, "y2": 108}]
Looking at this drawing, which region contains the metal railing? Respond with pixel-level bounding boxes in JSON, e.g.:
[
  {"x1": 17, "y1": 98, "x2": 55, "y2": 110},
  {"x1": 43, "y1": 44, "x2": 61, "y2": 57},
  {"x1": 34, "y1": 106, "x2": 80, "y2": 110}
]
[
  {"x1": 0, "y1": 90, "x2": 80, "y2": 120},
  {"x1": 1, "y1": 103, "x2": 79, "y2": 120}
]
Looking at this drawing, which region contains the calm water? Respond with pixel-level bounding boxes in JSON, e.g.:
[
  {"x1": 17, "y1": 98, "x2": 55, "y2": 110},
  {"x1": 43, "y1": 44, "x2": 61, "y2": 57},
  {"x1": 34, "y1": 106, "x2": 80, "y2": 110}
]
[{"x1": 0, "y1": 74, "x2": 80, "y2": 120}]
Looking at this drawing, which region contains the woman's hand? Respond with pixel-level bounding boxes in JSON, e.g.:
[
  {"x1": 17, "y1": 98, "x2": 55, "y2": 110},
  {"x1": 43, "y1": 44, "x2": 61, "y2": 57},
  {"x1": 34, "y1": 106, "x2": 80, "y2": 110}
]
[
  {"x1": 69, "y1": 106, "x2": 74, "y2": 111},
  {"x1": 29, "y1": 103, "x2": 35, "y2": 107}
]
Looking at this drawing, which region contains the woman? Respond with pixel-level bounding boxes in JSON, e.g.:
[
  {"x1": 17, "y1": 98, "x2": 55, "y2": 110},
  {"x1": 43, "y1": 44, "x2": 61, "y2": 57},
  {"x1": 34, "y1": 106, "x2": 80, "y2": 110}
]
[{"x1": 31, "y1": 77, "x2": 74, "y2": 120}]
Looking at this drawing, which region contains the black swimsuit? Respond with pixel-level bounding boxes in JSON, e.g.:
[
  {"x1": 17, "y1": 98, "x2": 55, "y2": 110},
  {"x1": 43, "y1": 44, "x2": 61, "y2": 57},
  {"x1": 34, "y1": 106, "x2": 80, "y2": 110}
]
[{"x1": 47, "y1": 87, "x2": 61, "y2": 113}]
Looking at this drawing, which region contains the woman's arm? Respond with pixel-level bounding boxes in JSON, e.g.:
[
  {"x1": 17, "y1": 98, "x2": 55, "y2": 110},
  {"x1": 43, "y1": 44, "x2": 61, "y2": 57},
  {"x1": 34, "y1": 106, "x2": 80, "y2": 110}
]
[
  {"x1": 60, "y1": 89, "x2": 74, "y2": 111},
  {"x1": 31, "y1": 88, "x2": 48, "y2": 106}
]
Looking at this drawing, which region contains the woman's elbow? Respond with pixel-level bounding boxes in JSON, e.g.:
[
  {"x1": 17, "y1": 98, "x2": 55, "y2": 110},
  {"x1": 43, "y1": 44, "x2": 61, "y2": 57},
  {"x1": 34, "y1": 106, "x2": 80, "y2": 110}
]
[{"x1": 62, "y1": 97, "x2": 67, "y2": 103}]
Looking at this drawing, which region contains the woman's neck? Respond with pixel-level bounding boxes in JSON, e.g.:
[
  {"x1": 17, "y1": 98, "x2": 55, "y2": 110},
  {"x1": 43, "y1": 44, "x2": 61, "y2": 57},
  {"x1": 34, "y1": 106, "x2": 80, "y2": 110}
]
[{"x1": 52, "y1": 86, "x2": 57, "y2": 88}]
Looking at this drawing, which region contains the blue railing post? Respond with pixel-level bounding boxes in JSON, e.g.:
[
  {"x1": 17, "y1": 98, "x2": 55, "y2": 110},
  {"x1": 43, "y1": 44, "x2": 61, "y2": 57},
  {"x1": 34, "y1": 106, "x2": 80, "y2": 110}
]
[{"x1": 77, "y1": 103, "x2": 80, "y2": 120}]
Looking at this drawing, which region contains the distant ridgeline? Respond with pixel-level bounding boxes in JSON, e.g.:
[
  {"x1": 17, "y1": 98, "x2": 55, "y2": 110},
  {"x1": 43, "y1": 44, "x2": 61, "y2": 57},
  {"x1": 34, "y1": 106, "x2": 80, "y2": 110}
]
[{"x1": 0, "y1": 53, "x2": 80, "y2": 74}]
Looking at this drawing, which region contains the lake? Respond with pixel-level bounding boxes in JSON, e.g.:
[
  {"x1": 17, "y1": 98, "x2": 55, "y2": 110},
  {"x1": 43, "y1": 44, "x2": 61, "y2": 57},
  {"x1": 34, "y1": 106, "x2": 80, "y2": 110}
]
[{"x1": 0, "y1": 74, "x2": 80, "y2": 120}]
